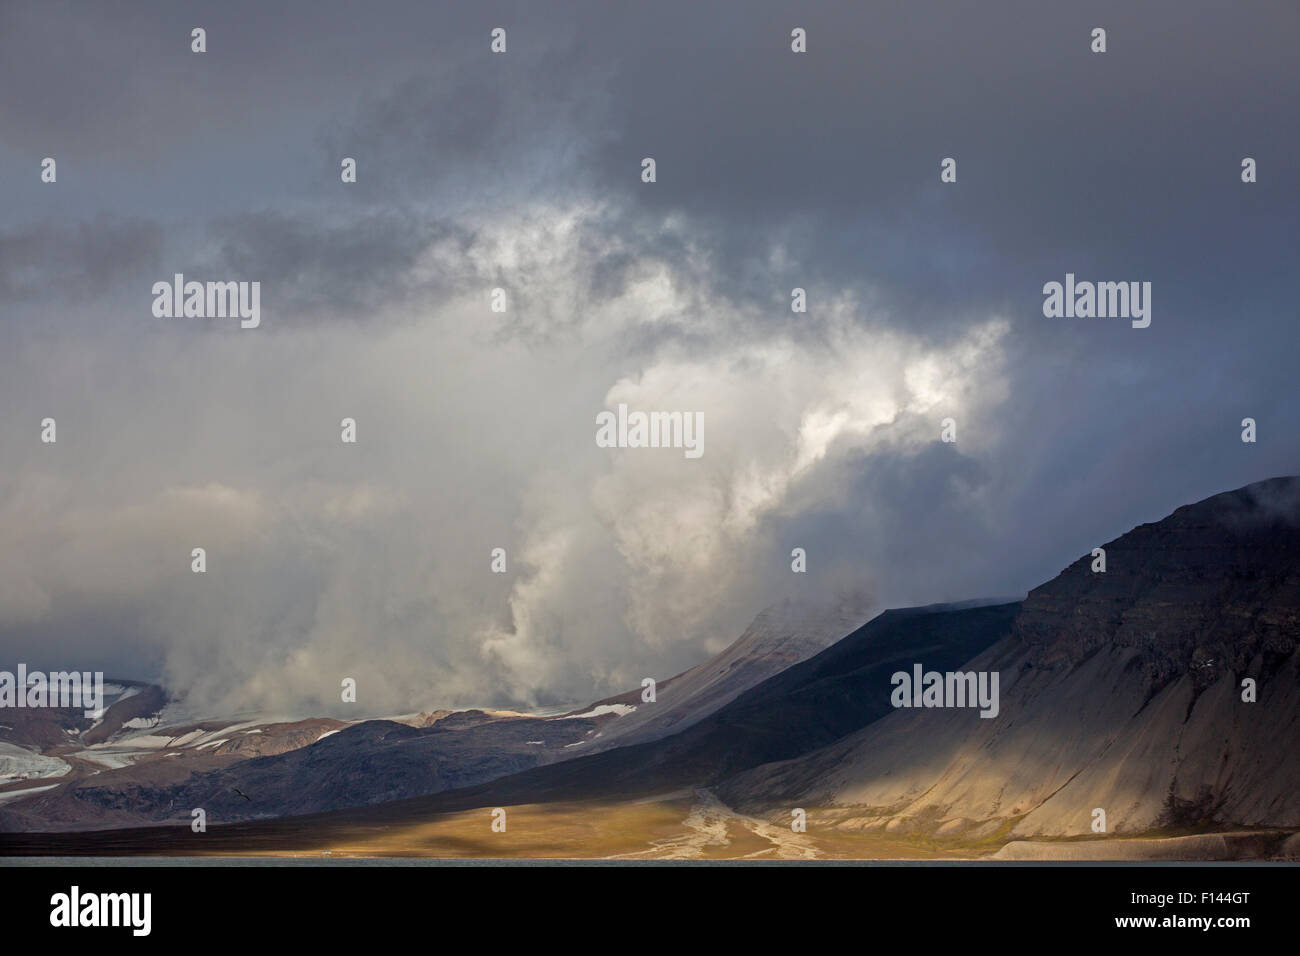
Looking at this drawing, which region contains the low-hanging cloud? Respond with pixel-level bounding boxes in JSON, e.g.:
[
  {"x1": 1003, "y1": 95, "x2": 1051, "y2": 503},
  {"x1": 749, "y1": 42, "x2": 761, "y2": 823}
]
[{"x1": 0, "y1": 196, "x2": 1009, "y2": 715}]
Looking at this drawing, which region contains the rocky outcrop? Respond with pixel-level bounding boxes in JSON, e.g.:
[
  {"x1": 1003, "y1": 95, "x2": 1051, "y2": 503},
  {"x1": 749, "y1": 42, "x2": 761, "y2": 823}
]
[{"x1": 1013, "y1": 476, "x2": 1300, "y2": 689}]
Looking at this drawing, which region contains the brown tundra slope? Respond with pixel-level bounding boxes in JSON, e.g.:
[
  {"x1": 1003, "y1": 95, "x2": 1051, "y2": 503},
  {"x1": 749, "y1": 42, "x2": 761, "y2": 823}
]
[{"x1": 720, "y1": 476, "x2": 1300, "y2": 840}]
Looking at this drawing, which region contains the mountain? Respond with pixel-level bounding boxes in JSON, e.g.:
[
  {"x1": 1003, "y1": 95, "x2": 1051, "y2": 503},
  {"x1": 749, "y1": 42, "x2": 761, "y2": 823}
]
[
  {"x1": 719, "y1": 476, "x2": 1300, "y2": 840},
  {"x1": 570, "y1": 597, "x2": 868, "y2": 753},
  {"x1": 141, "y1": 596, "x2": 1019, "y2": 819},
  {"x1": 0, "y1": 597, "x2": 1020, "y2": 854},
  {"x1": 4, "y1": 476, "x2": 1297, "y2": 859},
  {"x1": 0, "y1": 598, "x2": 855, "y2": 831},
  {"x1": 0, "y1": 683, "x2": 349, "y2": 831}
]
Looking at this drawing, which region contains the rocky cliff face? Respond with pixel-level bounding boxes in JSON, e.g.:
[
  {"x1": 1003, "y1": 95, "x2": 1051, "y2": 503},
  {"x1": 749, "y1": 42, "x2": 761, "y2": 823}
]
[
  {"x1": 721, "y1": 477, "x2": 1300, "y2": 839},
  {"x1": 1015, "y1": 476, "x2": 1300, "y2": 689}
]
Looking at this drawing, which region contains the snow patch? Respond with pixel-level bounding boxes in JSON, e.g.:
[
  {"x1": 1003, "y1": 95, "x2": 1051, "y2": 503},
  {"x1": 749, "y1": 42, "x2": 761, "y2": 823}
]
[
  {"x1": 558, "y1": 703, "x2": 636, "y2": 720},
  {"x1": 0, "y1": 742, "x2": 72, "y2": 783},
  {"x1": 70, "y1": 750, "x2": 145, "y2": 770},
  {"x1": 105, "y1": 734, "x2": 173, "y2": 750},
  {"x1": 166, "y1": 730, "x2": 205, "y2": 748},
  {"x1": 0, "y1": 783, "x2": 59, "y2": 804}
]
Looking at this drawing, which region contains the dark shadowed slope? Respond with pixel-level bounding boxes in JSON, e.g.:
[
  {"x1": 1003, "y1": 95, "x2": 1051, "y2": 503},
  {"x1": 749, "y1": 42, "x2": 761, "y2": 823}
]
[
  {"x1": 458, "y1": 598, "x2": 1019, "y2": 804},
  {"x1": 572, "y1": 598, "x2": 869, "y2": 753},
  {"x1": 325, "y1": 598, "x2": 1018, "y2": 808}
]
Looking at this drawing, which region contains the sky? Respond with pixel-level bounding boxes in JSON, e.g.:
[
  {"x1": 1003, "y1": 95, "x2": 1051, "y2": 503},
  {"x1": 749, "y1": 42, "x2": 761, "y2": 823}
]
[{"x1": 0, "y1": 0, "x2": 1296, "y2": 716}]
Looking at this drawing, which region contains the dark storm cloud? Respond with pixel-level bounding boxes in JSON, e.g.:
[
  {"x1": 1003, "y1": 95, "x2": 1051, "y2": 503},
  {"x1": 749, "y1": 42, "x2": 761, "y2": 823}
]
[
  {"x1": 0, "y1": 216, "x2": 162, "y2": 305},
  {"x1": 207, "y1": 209, "x2": 477, "y2": 321},
  {"x1": 572, "y1": 1, "x2": 1300, "y2": 319}
]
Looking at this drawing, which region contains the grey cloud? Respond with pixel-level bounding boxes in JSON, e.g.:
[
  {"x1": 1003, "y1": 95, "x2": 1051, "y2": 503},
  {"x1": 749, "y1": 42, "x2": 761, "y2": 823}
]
[
  {"x1": 208, "y1": 208, "x2": 476, "y2": 322},
  {"x1": 0, "y1": 216, "x2": 162, "y2": 306}
]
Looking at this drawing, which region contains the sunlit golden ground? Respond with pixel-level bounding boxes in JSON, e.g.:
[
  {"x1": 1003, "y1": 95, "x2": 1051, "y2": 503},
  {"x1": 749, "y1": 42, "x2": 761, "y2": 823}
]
[
  {"x1": 7, "y1": 787, "x2": 1290, "y2": 860},
  {"x1": 229, "y1": 790, "x2": 1020, "y2": 861}
]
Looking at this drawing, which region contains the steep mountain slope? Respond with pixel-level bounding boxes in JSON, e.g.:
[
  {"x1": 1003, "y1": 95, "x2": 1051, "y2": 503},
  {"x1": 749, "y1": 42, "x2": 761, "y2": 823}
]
[
  {"x1": 720, "y1": 476, "x2": 1300, "y2": 839},
  {"x1": 431, "y1": 598, "x2": 1021, "y2": 807},
  {"x1": 572, "y1": 598, "x2": 868, "y2": 753}
]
